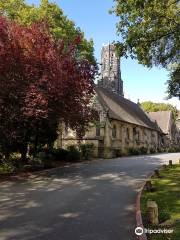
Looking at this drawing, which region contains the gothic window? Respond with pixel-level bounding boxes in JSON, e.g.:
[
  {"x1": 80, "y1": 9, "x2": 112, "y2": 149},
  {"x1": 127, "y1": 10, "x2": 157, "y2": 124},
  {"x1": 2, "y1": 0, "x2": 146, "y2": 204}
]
[
  {"x1": 96, "y1": 126, "x2": 101, "y2": 137},
  {"x1": 144, "y1": 130, "x2": 147, "y2": 136},
  {"x1": 112, "y1": 125, "x2": 117, "y2": 138},
  {"x1": 110, "y1": 56, "x2": 114, "y2": 66},
  {"x1": 119, "y1": 126, "x2": 122, "y2": 138},
  {"x1": 126, "y1": 128, "x2": 130, "y2": 140},
  {"x1": 137, "y1": 131, "x2": 140, "y2": 141},
  {"x1": 151, "y1": 132, "x2": 155, "y2": 143},
  {"x1": 96, "y1": 116, "x2": 101, "y2": 137},
  {"x1": 133, "y1": 127, "x2": 136, "y2": 137}
]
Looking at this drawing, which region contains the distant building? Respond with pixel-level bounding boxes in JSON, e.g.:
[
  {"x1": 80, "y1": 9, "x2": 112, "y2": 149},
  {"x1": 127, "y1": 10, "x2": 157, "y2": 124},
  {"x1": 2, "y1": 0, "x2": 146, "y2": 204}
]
[
  {"x1": 148, "y1": 111, "x2": 180, "y2": 147},
  {"x1": 56, "y1": 44, "x2": 179, "y2": 157}
]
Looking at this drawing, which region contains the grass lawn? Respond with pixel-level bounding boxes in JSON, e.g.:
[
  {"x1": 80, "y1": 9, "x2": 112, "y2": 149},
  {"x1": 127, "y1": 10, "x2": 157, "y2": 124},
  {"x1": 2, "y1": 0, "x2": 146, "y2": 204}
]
[{"x1": 141, "y1": 164, "x2": 180, "y2": 240}]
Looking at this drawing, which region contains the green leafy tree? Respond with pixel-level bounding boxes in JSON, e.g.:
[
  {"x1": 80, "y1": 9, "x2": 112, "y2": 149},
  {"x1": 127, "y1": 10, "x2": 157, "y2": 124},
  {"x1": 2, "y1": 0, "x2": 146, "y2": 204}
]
[
  {"x1": 167, "y1": 64, "x2": 180, "y2": 99},
  {"x1": 140, "y1": 101, "x2": 178, "y2": 119},
  {"x1": 112, "y1": 0, "x2": 180, "y2": 98},
  {"x1": 0, "y1": 0, "x2": 95, "y2": 63}
]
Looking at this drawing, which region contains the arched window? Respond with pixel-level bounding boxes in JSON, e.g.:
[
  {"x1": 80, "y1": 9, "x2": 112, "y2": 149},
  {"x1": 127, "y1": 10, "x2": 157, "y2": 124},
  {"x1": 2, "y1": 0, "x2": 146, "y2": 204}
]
[
  {"x1": 137, "y1": 131, "x2": 140, "y2": 141},
  {"x1": 95, "y1": 116, "x2": 101, "y2": 137},
  {"x1": 112, "y1": 125, "x2": 117, "y2": 138},
  {"x1": 119, "y1": 126, "x2": 122, "y2": 138},
  {"x1": 126, "y1": 128, "x2": 130, "y2": 139},
  {"x1": 133, "y1": 127, "x2": 136, "y2": 138},
  {"x1": 96, "y1": 126, "x2": 101, "y2": 137}
]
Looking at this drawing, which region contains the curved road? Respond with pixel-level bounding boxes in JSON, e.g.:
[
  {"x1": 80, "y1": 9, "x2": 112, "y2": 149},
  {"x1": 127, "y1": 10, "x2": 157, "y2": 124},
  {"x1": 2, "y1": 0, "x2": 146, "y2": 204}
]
[{"x1": 0, "y1": 153, "x2": 179, "y2": 240}]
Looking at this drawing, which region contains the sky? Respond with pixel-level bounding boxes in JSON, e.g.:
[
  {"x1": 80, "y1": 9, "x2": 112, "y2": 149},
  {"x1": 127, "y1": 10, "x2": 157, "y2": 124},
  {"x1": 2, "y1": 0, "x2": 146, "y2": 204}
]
[{"x1": 27, "y1": 0, "x2": 180, "y2": 109}]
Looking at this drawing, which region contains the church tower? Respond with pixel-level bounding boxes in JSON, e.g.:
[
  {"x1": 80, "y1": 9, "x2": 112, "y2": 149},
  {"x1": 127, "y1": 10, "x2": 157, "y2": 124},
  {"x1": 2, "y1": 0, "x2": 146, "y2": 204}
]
[{"x1": 100, "y1": 44, "x2": 123, "y2": 96}]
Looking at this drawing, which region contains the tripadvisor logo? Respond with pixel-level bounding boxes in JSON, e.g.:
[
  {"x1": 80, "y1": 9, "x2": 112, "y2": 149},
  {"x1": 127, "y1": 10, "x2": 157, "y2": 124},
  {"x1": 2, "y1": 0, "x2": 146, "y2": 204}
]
[
  {"x1": 135, "y1": 227, "x2": 144, "y2": 236},
  {"x1": 135, "y1": 227, "x2": 174, "y2": 236}
]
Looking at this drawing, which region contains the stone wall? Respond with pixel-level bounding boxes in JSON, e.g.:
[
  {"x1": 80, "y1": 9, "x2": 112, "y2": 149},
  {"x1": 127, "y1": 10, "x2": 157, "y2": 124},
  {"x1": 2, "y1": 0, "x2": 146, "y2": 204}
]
[
  {"x1": 56, "y1": 117, "x2": 161, "y2": 159},
  {"x1": 101, "y1": 119, "x2": 160, "y2": 158}
]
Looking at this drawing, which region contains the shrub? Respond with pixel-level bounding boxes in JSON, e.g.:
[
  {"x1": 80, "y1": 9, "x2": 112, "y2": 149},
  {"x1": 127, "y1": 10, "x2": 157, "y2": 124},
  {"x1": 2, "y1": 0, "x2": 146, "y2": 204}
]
[
  {"x1": 43, "y1": 158, "x2": 54, "y2": 169},
  {"x1": 160, "y1": 147, "x2": 167, "y2": 153},
  {"x1": 139, "y1": 147, "x2": 148, "y2": 154},
  {"x1": 31, "y1": 156, "x2": 43, "y2": 165},
  {"x1": 80, "y1": 143, "x2": 94, "y2": 160},
  {"x1": 159, "y1": 211, "x2": 171, "y2": 223},
  {"x1": 37, "y1": 151, "x2": 47, "y2": 160},
  {"x1": 149, "y1": 148, "x2": 156, "y2": 154},
  {"x1": 167, "y1": 147, "x2": 180, "y2": 153},
  {"x1": 35, "y1": 150, "x2": 54, "y2": 168},
  {"x1": 127, "y1": 147, "x2": 140, "y2": 155},
  {"x1": 50, "y1": 148, "x2": 69, "y2": 161},
  {"x1": 113, "y1": 149, "x2": 122, "y2": 158},
  {"x1": 0, "y1": 160, "x2": 15, "y2": 173},
  {"x1": 67, "y1": 145, "x2": 81, "y2": 161}
]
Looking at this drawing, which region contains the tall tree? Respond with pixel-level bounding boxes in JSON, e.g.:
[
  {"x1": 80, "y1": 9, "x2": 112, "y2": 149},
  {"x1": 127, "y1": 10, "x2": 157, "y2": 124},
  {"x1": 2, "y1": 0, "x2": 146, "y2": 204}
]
[
  {"x1": 140, "y1": 101, "x2": 178, "y2": 119},
  {"x1": 0, "y1": 16, "x2": 97, "y2": 159},
  {"x1": 112, "y1": 0, "x2": 180, "y2": 98},
  {"x1": 167, "y1": 64, "x2": 180, "y2": 99},
  {"x1": 0, "y1": 0, "x2": 95, "y2": 63}
]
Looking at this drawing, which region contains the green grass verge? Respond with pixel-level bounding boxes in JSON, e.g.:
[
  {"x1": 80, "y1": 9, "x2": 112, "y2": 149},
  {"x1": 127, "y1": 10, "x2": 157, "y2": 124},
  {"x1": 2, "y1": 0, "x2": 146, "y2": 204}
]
[{"x1": 141, "y1": 164, "x2": 180, "y2": 240}]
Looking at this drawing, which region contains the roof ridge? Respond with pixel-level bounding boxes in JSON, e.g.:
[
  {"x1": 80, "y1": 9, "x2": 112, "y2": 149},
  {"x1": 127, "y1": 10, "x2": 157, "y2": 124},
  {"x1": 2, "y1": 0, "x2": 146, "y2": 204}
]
[{"x1": 96, "y1": 86, "x2": 159, "y2": 131}]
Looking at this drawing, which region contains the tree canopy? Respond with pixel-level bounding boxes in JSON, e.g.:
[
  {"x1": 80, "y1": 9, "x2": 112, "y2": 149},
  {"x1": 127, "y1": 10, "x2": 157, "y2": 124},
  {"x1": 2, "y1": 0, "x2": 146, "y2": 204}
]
[
  {"x1": 0, "y1": 0, "x2": 95, "y2": 63},
  {"x1": 167, "y1": 64, "x2": 180, "y2": 99},
  {"x1": 112, "y1": 0, "x2": 180, "y2": 98},
  {"x1": 140, "y1": 101, "x2": 178, "y2": 119},
  {"x1": 0, "y1": 16, "x2": 97, "y2": 159}
]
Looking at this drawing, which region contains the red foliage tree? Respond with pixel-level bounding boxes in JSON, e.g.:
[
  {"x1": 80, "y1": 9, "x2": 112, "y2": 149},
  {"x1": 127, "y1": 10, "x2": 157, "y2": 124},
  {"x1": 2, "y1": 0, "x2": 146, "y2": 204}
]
[{"x1": 0, "y1": 16, "x2": 97, "y2": 160}]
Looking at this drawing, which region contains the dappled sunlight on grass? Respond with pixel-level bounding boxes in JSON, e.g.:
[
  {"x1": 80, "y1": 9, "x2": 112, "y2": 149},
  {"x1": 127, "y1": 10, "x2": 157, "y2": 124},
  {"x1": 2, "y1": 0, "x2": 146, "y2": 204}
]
[{"x1": 141, "y1": 164, "x2": 180, "y2": 240}]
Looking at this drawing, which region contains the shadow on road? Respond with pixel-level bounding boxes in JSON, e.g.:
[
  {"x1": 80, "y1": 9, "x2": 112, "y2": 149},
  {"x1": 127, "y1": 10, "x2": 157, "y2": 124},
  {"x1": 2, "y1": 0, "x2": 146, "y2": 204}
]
[{"x1": 0, "y1": 153, "x2": 179, "y2": 240}]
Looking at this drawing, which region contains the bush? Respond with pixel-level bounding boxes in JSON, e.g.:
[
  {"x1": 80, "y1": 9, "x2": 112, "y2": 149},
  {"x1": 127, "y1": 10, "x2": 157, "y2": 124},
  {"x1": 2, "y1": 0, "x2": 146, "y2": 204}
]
[
  {"x1": 149, "y1": 148, "x2": 156, "y2": 154},
  {"x1": 139, "y1": 147, "x2": 148, "y2": 154},
  {"x1": 80, "y1": 143, "x2": 94, "y2": 160},
  {"x1": 43, "y1": 158, "x2": 54, "y2": 169},
  {"x1": 167, "y1": 147, "x2": 180, "y2": 153},
  {"x1": 37, "y1": 151, "x2": 47, "y2": 160},
  {"x1": 0, "y1": 153, "x2": 23, "y2": 171},
  {"x1": 0, "y1": 160, "x2": 15, "y2": 173},
  {"x1": 113, "y1": 149, "x2": 122, "y2": 157},
  {"x1": 159, "y1": 211, "x2": 171, "y2": 223},
  {"x1": 127, "y1": 147, "x2": 140, "y2": 155},
  {"x1": 67, "y1": 145, "x2": 81, "y2": 161},
  {"x1": 50, "y1": 148, "x2": 69, "y2": 161},
  {"x1": 0, "y1": 152, "x2": 3, "y2": 162},
  {"x1": 31, "y1": 156, "x2": 43, "y2": 165}
]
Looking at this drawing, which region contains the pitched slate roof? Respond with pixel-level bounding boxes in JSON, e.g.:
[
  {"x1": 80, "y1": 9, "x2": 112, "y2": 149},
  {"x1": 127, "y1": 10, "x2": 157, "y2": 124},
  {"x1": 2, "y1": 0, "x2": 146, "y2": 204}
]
[
  {"x1": 95, "y1": 86, "x2": 160, "y2": 131},
  {"x1": 147, "y1": 111, "x2": 172, "y2": 134}
]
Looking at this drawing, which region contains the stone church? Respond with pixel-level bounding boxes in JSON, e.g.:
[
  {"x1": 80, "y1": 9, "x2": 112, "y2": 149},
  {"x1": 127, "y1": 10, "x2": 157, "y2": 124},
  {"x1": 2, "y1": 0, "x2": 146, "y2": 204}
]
[
  {"x1": 56, "y1": 44, "x2": 178, "y2": 158},
  {"x1": 148, "y1": 111, "x2": 180, "y2": 148}
]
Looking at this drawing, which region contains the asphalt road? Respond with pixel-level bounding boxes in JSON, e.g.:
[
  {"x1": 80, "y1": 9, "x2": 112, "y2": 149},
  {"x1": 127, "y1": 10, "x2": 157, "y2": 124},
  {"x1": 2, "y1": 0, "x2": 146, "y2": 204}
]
[{"x1": 0, "y1": 153, "x2": 180, "y2": 240}]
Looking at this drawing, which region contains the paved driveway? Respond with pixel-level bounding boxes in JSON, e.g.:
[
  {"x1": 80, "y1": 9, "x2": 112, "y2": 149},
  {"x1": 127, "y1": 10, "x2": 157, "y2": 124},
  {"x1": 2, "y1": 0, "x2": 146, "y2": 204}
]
[{"x1": 0, "y1": 153, "x2": 179, "y2": 240}]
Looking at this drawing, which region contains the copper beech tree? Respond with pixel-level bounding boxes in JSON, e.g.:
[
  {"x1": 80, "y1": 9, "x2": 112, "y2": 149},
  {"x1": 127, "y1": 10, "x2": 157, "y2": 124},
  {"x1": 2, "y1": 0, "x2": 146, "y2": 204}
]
[{"x1": 0, "y1": 16, "x2": 97, "y2": 160}]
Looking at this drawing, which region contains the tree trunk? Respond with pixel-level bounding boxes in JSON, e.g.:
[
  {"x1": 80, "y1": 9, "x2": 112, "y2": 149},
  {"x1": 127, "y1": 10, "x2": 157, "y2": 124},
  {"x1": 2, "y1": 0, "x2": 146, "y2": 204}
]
[
  {"x1": 33, "y1": 126, "x2": 39, "y2": 160},
  {"x1": 20, "y1": 144, "x2": 28, "y2": 163},
  {"x1": 4, "y1": 151, "x2": 10, "y2": 161}
]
